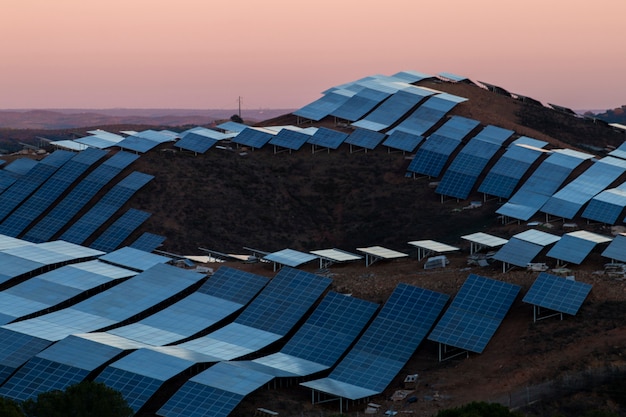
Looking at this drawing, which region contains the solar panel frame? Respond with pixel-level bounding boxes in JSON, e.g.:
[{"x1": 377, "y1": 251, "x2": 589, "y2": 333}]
[
  {"x1": 231, "y1": 127, "x2": 273, "y2": 149},
  {"x1": 307, "y1": 127, "x2": 348, "y2": 149},
  {"x1": 344, "y1": 129, "x2": 386, "y2": 150},
  {"x1": 268, "y1": 128, "x2": 311, "y2": 151},
  {"x1": 602, "y1": 234, "x2": 626, "y2": 262}
]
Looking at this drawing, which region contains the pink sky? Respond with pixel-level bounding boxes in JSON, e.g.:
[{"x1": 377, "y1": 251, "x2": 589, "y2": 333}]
[{"x1": 1, "y1": 0, "x2": 625, "y2": 111}]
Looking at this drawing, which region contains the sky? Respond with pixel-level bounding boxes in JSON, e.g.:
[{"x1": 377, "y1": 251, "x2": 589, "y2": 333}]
[{"x1": 1, "y1": 0, "x2": 625, "y2": 111}]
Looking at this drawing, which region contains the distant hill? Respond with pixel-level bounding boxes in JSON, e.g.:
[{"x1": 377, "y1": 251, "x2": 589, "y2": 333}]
[
  {"x1": 585, "y1": 105, "x2": 626, "y2": 124},
  {"x1": 0, "y1": 108, "x2": 294, "y2": 130}
]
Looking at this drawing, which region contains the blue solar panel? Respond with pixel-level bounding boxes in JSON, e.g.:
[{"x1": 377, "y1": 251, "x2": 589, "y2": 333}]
[
  {"x1": 0, "y1": 330, "x2": 53, "y2": 385},
  {"x1": 3, "y1": 158, "x2": 38, "y2": 176},
  {"x1": 523, "y1": 272, "x2": 592, "y2": 315},
  {"x1": 492, "y1": 238, "x2": 544, "y2": 267},
  {"x1": 478, "y1": 139, "x2": 547, "y2": 198},
  {"x1": 231, "y1": 128, "x2": 273, "y2": 149},
  {"x1": 0, "y1": 151, "x2": 75, "y2": 223},
  {"x1": 406, "y1": 135, "x2": 462, "y2": 177},
  {"x1": 541, "y1": 156, "x2": 626, "y2": 219},
  {"x1": 351, "y1": 88, "x2": 432, "y2": 131},
  {"x1": 234, "y1": 267, "x2": 332, "y2": 335},
  {"x1": 428, "y1": 274, "x2": 520, "y2": 353},
  {"x1": 96, "y1": 365, "x2": 169, "y2": 412},
  {"x1": 391, "y1": 70, "x2": 432, "y2": 83},
  {"x1": 546, "y1": 235, "x2": 598, "y2": 264},
  {"x1": 383, "y1": 131, "x2": 424, "y2": 153},
  {"x1": 129, "y1": 232, "x2": 166, "y2": 252},
  {"x1": 582, "y1": 186, "x2": 626, "y2": 224},
  {"x1": 0, "y1": 148, "x2": 107, "y2": 237},
  {"x1": 345, "y1": 129, "x2": 386, "y2": 150},
  {"x1": 176, "y1": 132, "x2": 219, "y2": 154},
  {"x1": 0, "y1": 171, "x2": 17, "y2": 193},
  {"x1": 196, "y1": 266, "x2": 269, "y2": 305},
  {"x1": 24, "y1": 151, "x2": 139, "y2": 243},
  {"x1": 60, "y1": 172, "x2": 153, "y2": 245},
  {"x1": 390, "y1": 96, "x2": 467, "y2": 136},
  {"x1": 117, "y1": 135, "x2": 161, "y2": 153},
  {"x1": 331, "y1": 87, "x2": 392, "y2": 122},
  {"x1": 431, "y1": 116, "x2": 481, "y2": 140},
  {"x1": 90, "y1": 209, "x2": 151, "y2": 252},
  {"x1": 307, "y1": 127, "x2": 348, "y2": 150},
  {"x1": 268, "y1": 129, "x2": 310, "y2": 151},
  {"x1": 293, "y1": 89, "x2": 355, "y2": 121},
  {"x1": 602, "y1": 235, "x2": 626, "y2": 262}
]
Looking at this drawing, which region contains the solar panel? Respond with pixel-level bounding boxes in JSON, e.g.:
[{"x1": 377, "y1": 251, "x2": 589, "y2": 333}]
[
  {"x1": 268, "y1": 128, "x2": 311, "y2": 151},
  {"x1": 231, "y1": 127, "x2": 273, "y2": 149},
  {"x1": 382, "y1": 131, "x2": 424, "y2": 153},
  {"x1": 156, "y1": 362, "x2": 273, "y2": 417},
  {"x1": 546, "y1": 231, "x2": 611, "y2": 265},
  {"x1": 301, "y1": 284, "x2": 449, "y2": 400},
  {"x1": 134, "y1": 130, "x2": 178, "y2": 143},
  {"x1": 263, "y1": 248, "x2": 318, "y2": 268},
  {"x1": 344, "y1": 128, "x2": 386, "y2": 151},
  {"x1": 523, "y1": 272, "x2": 592, "y2": 315},
  {"x1": 0, "y1": 333, "x2": 147, "y2": 401},
  {"x1": 435, "y1": 125, "x2": 513, "y2": 199},
  {"x1": 98, "y1": 246, "x2": 171, "y2": 271},
  {"x1": 3, "y1": 158, "x2": 38, "y2": 176},
  {"x1": 427, "y1": 274, "x2": 520, "y2": 353},
  {"x1": 0, "y1": 252, "x2": 44, "y2": 285},
  {"x1": 176, "y1": 132, "x2": 219, "y2": 154},
  {"x1": 541, "y1": 156, "x2": 626, "y2": 219},
  {"x1": 89, "y1": 209, "x2": 151, "y2": 252},
  {"x1": 432, "y1": 116, "x2": 482, "y2": 140},
  {"x1": 307, "y1": 127, "x2": 348, "y2": 150},
  {"x1": 24, "y1": 151, "x2": 139, "y2": 243},
  {"x1": 129, "y1": 232, "x2": 166, "y2": 252},
  {"x1": 461, "y1": 232, "x2": 508, "y2": 254},
  {"x1": 59, "y1": 172, "x2": 153, "y2": 245},
  {"x1": 602, "y1": 234, "x2": 626, "y2": 262},
  {"x1": 391, "y1": 70, "x2": 432, "y2": 83},
  {"x1": 492, "y1": 238, "x2": 544, "y2": 267},
  {"x1": 478, "y1": 138, "x2": 547, "y2": 198},
  {"x1": 293, "y1": 88, "x2": 355, "y2": 121},
  {"x1": 351, "y1": 87, "x2": 433, "y2": 131},
  {"x1": 389, "y1": 96, "x2": 468, "y2": 136},
  {"x1": 582, "y1": 185, "x2": 626, "y2": 224},
  {"x1": 497, "y1": 151, "x2": 590, "y2": 221},
  {"x1": 406, "y1": 135, "x2": 463, "y2": 177},
  {"x1": 0, "y1": 150, "x2": 75, "y2": 223},
  {"x1": 116, "y1": 135, "x2": 161, "y2": 153},
  {"x1": 330, "y1": 87, "x2": 392, "y2": 122},
  {"x1": 0, "y1": 330, "x2": 53, "y2": 385}
]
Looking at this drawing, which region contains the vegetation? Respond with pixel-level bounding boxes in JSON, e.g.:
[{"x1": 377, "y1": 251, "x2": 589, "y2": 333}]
[
  {"x1": 587, "y1": 105, "x2": 626, "y2": 124},
  {"x1": 436, "y1": 401, "x2": 523, "y2": 417}
]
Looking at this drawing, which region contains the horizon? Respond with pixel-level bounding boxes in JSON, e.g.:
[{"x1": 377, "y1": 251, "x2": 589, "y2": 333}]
[{"x1": 2, "y1": 1, "x2": 625, "y2": 111}]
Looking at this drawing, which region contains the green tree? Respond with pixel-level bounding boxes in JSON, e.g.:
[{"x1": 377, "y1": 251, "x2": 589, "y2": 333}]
[
  {"x1": 0, "y1": 397, "x2": 25, "y2": 417},
  {"x1": 436, "y1": 401, "x2": 523, "y2": 417},
  {"x1": 22, "y1": 380, "x2": 133, "y2": 417}
]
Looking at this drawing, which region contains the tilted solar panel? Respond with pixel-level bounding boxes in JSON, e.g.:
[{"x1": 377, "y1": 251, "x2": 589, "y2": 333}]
[{"x1": 523, "y1": 272, "x2": 592, "y2": 315}]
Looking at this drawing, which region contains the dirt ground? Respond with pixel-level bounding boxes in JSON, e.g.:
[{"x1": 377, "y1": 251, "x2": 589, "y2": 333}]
[{"x1": 214, "y1": 250, "x2": 626, "y2": 417}]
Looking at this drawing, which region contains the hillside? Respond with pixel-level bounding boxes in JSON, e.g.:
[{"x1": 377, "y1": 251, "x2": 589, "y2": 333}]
[{"x1": 2, "y1": 76, "x2": 626, "y2": 417}]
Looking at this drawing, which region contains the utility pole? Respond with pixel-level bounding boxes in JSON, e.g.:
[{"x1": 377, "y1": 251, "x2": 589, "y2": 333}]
[{"x1": 238, "y1": 96, "x2": 243, "y2": 118}]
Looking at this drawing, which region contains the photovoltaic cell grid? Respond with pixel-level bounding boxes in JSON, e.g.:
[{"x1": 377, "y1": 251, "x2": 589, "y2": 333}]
[
  {"x1": 307, "y1": 127, "x2": 348, "y2": 150},
  {"x1": 351, "y1": 87, "x2": 433, "y2": 131},
  {"x1": 3, "y1": 158, "x2": 38, "y2": 176},
  {"x1": 268, "y1": 128, "x2": 311, "y2": 151},
  {"x1": 157, "y1": 293, "x2": 379, "y2": 417},
  {"x1": 382, "y1": 131, "x2": 424, "y2": 153},
  {"x1": 391, "y1": 70, "x2": 432, "y2": 83},
  {"x1": 89, "y1": 209, "x2": 152, "y2": 252},
  {"x1": 0, "y1": 171, "x2": 17, "y2": 193},
  {"x1": 301, "y1": 284, "x2": 449, "y2": 400},
  {"x1": 389, "y1": 94, "x2": 467, "y2": 136},
  {"x1": 540, "y1": 156, "x2": 626, "y2": 219},
  {"x1": 546, "y1": 231, "x2": 611, "y2": 265},
  {"x1": 344, "y1": 128, "x2": 386, "y2": 150},
  {"x1": 478, "y1": 138, "x2": 547, "y2": 198},
  {"x1": 496, "y1": 152, "x2": 589, "y2": 221},
  {"x1": 492, "y1": 238, "x2": 544, "y2": 268},
  {"x1": 0, "y1": 252, "x2": 44, "y2": 285},
  {"x1": 129, "y1": 232, "x2": 166, "y2": 252},
  {"x1": 98, "y1": 246, "x2": 171, "y2": 271},
  {"x1": 24, "y1": 152, "x2": 140, "y2": 243},
  {"x1": 231, "y1": 127, "x2": 273, "y2": 149},
  {"x1": 0, "y1": 334, "x2": 146, "y2": 401},
  {"x1": 233, "y1": 267, "x2": 331, "y2": 336},
  {"x1": 406, "y1": 135, "x2": 464, "y2": 177},
  {"x1": 602, "y1": 234, "x2": 626, "y2": 262},
  {"x1": 0, "y1": 330, "x2": 53, "y2": 385},
  {"x1": 0, "y1": 148, "x2": 107, "y2": 237},
  {"x1": 59, "y1": 171, "x2": 154, "y2": 245},
  {"x1": 116, "y1": 135, "x2": 161, "y2": 153},
  {"x1": 427, "y1": 274, "x2": 520, "y2": 353},
  {"x1": 175, "y1": 132, "x2": 219, "y2": 154},
  {"x1": 582, "y1": 184, "x2": 626, "y2": 224},
  {"x1": 0, "y1": 150, "x2": 75, "y2": 223},
  {"x1": 523, "y1": 272, "x2": 592, "y2": 315},
  {"x1": 330, "y1": 87, "x2": 392, "y2": 122},
  {"x1": 157, "y1": 362, "x2": 274, "y2": 417},
  {"x1": 293, "y1": 88, "x2": 355, "y2": 121}
]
